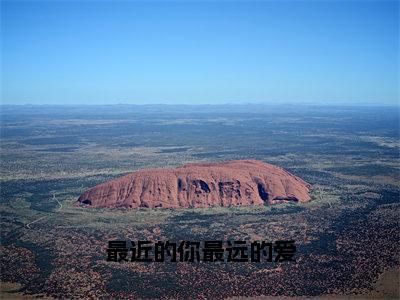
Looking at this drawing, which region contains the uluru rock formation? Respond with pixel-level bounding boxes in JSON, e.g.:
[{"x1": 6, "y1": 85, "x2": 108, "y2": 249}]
[{"x1": 77, "y1": 160, "x2": 311, "y2": 209}]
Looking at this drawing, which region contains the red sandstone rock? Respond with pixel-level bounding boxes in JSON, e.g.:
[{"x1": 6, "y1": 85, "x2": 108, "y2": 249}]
[{"x1": 77, "y1": 160, "x2": 311, "y2": 209}]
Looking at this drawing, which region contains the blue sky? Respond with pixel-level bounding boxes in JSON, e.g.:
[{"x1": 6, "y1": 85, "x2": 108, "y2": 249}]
[{"x1": 1, "y1": 1, "x2": 399, "y2": 105}]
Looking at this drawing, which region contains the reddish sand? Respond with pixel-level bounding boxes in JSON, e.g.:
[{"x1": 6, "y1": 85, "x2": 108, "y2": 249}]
[{"x1": 77, "y1": 160, "x2": 311, "y2": 209}]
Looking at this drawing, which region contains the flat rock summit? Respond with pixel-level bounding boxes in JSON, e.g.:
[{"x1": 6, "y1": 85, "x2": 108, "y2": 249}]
[{"x1": 77, "y1": 160, "x2": 311, "y2": 209}]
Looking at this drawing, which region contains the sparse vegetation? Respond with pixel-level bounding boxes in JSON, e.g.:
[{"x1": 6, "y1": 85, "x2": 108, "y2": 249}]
[{"x1": 0, "y1": 105, "x2": 399, "y2": 299}]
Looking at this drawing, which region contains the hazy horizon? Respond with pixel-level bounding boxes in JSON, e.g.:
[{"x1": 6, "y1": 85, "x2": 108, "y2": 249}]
[
  {"x1": 1, "y1": 102, "x2": 399, "y2": 109},
  {"x1": 1, "y1": 100, "x2": 400, "y2": 107}
]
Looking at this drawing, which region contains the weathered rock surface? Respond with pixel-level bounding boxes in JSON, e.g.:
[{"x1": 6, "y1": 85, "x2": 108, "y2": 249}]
[{"x1": 77, "y1": 160, "x2": 311, "y2": 209}]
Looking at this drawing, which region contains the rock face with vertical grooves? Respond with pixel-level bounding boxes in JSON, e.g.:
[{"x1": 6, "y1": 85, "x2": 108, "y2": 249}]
[{"x1": 77, "y1": 160, "x2": 311, "y2": 209}]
